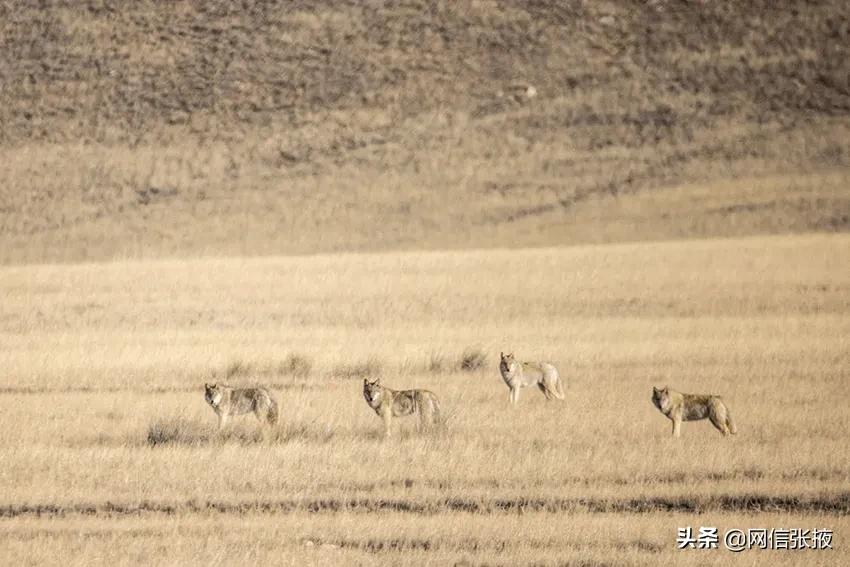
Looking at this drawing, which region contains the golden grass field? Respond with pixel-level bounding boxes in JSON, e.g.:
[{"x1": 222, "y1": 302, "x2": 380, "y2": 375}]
[
  {"x1": 2, "y1": 2, "x2": 848, "y2": 564},
  {"x1": 1, "y1": 233, "x2": 848, "y2": 565}
]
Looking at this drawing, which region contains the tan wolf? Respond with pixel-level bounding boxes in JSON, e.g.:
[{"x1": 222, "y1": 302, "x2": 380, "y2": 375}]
[
  {"x1": 651, "y1": 386, "x2": 737, "y2": 437},
  {"x1": 499, "y1": 352, "x2": 565, "y2": 405},
  {"x1": 362, "y1": 378, "x2": 441, "y2": 437},
  {"x1": 204, "y1": 383, "x2": 279, "y2": 430}
]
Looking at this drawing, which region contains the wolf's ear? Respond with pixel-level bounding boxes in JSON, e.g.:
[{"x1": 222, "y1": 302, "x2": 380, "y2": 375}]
[
  {"x1": 500, "y1": 351, "x2": 504, "y2": 358},
  {"x1": 662, "y1": 386, "x2": 668, "y2": 393},
  {"x1": 652, "y1": 386, "x2": 659, "y2": 394}
]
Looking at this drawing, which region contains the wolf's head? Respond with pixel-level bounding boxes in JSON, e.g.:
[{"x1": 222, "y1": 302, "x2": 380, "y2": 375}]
[
  {"x1": 652, "y1": 386, "x2": 670, "y2": 412},
  {"x1": 363, "y1": 378, "x2": 383, "y2": 406},
  {"x1": 205, "y1": 383, "x2": 222, "y2": 406},
  {"x1": 499, "y1": 352, "x2": 516, "y2": 372}
]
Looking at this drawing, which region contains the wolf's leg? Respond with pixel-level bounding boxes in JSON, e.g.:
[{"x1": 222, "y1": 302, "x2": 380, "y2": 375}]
[
  {"x1": 218, "y1": 413, "x2": 227, "y2": 430},
  {"x1": 672, "y1": 416, "x2": 682, "y2": 438},
  {"x1": 382, "y1": 410, "x2": 392, "y2": 437},
  {"x1": 417, "y1": 404, "x2": 429, "y2": 432},
  {"x1": 510, "y1": 387, "x2": 519, "y2": 405},
  {"x1": 425, "y1": 396, "x2": 440, "y2": 428},
  {"x1": 709, "y1": 415, "x2": 729, "y2": 435},
  {"x1": 255, "y1": 402, "x2": 272, "y2": 426},
  {"x1": 424, "y1": 399, "x2": 438, "y2": 429}
]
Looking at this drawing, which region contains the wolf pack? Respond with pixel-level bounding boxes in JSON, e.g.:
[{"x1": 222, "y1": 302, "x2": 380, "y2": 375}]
[{"x1": 204, "y1": 350, "x2": 737, "y2": 438}]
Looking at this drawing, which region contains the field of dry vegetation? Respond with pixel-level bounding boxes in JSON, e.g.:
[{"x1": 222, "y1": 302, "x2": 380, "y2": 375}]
[
  {"x1": 2, "y1": 1, "x2": 849, "y2": 564},
  {"x1": 1, "y1": 234, "x2": 848, "y2": 564}
]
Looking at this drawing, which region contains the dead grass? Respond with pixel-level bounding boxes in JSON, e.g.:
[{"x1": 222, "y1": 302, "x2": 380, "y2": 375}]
[
  {"x1": 332, "y1": 356, "x2": 383, "y2": 381},
  {"x1": 146, "y1": 416, "x2": 336, "y2": 448},
  {"x1": 223, "y1": 359, "x2": 251, "y2": 380},
  {"x1": 4, "y1": 512, "x2": 848, "y2": 566},
  {"x1": 146, "y1": 416, "x2": 210, "y2": 447},
  {"x1": 426, "y1": 351, "x2": 448, "y2": 374},
  {"x1": 458, "y1": 347, "x2": 488, "y2": 373},
  {"x1": 424, "y1": 348, "x2": 488, "y2": 375},
  {"x1": 280, "y1": 353, "x2": 313, "y2": 379},
  {"x1": 0, "y1": 235, "x2": 848, "y2": 564}
]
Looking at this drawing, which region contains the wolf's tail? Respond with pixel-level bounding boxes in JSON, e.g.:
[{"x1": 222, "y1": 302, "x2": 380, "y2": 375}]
[
  {"x1": 554, "y1": 376, "x2": 566, "y2": 399},
  {"x1": 726, "y1": 407, "x2": 737, "y2": 435},
  {"x1": 546, "y1": 372, "x2": 565, "y2": 400}
]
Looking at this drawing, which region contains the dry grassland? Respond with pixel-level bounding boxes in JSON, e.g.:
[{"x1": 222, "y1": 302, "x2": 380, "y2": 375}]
[{"x1": 0, "y1": 234, "x2": 848, "y2": 565}]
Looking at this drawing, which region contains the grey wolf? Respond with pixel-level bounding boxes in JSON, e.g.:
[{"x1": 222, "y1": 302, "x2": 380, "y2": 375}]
[
  {"x1": 204, "y1": 383, "x2": 279, "y2": 429},
  {"x1": 499, "y1": 352, "x2": 565, "y2": 405},
  {"x1": 652, "y1": 386, "x2": 737, "y2": 437},
  {"x1": 362, "y1": 378, "x2": 441, "y2": 436}
]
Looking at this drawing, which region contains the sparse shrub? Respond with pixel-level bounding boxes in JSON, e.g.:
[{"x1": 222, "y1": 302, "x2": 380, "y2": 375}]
[
  {"x1": 333, "y1": 356, "x2": 382, "y2": 380},
  {"x1": 275, "y1": 420, "x2": 335, "y2": 444},
  {"x1": 459, "y1": 347, "x2": 487, "y2": 372},
  {"x1": 280, "y1": 353, "x2": 312, "y2": 378},
  {"x1": 146, "y1": 417, "x2": 208, "y2": 447},
  {"x1": 224, "y1": 359, "x2": 252, "y2": 380},
  {"x1": 145, "y1": 415, "x2": 335, "y2": 447},
  {"x1": 426, "y1": 351, "x2": 447, "y2": 374}
]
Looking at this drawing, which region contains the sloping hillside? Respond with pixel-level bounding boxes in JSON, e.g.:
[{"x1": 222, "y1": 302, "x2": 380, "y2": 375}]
[{"x1": 1, "y1": 0, "x2": 848, "y2": 262}]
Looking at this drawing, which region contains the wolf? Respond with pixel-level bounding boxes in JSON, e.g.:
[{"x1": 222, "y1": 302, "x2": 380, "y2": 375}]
[
  {"x1": 499, "y1": 352, "x2": 565, "y2": 405},
  {"x1": 204, "y1": 383, "x2": 279, "y2": 430},
  {"x1": 362, "y1": 378, "x2": 441, "y2": 437},
  {"x1": 652, "y1": 386, "x2": 737, "y2": 437}
]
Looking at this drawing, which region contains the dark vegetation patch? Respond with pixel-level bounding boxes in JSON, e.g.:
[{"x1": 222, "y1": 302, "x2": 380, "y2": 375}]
[
  {"x1": 4, "y1": 493, "x2": 848, "y2": 519},
  {"x1": 145, "y1": 417, "x2": 335, "y2": 447},
  {"x1": 332, "y1": 356, "x2": 383, "y2": 380},
  {"x1": 459, "y1": 347, "x2": 488, "y2": 372},
  {"x1": 426, "y1": 351, "x2": 448, "y2": 374},
  {"x1": 278, "y1": 353, "x2": 313, "y2": 378}
]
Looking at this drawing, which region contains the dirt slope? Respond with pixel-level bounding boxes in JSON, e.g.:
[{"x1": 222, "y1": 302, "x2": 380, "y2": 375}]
[{"x1": 1, "y1": 0, "x2": 848, "y2": 262}]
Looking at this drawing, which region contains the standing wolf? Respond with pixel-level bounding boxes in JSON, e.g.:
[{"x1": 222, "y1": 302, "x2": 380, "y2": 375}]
[
  {"x1": 204, "y1": 383, "x2": 279, "y2": 430},
  {"x1": 651, "y1": 386, "x2": 737, "y2": 437},
  {"x1": 362, "y1": 378, "x2": 441, "y2": 437},
  {"x1": 499, "y1": 352, "x2": 565, "y2": 405}
]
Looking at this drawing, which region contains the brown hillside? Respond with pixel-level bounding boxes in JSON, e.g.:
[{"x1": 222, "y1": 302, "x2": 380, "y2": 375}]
[{"x1": 1, "y1": 0, "x2": 848, "y2": 262}]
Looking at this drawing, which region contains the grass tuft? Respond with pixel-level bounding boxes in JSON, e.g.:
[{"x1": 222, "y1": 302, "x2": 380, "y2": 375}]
[
  {"x1": 146, "y1": 417, "x2": 209, "y2": 447},
  {"x1": 333, "y1": 356, "x2": 382, "y2": 380},
  {"x1": 224, "y1": 359, "x2": 252, "y2": 380},
  {"x1": 426, "y1": 351, "x2": 447, "y2": 374},
  {"x1": 279, "y1": 353, "x2": 313, "y2": 378},
  {"x1": 146, "y1": 416, "x2": 336, "y2": 447},
  {"x1": 459, "y1": 347, "x2": 487, "y2": 372}
]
